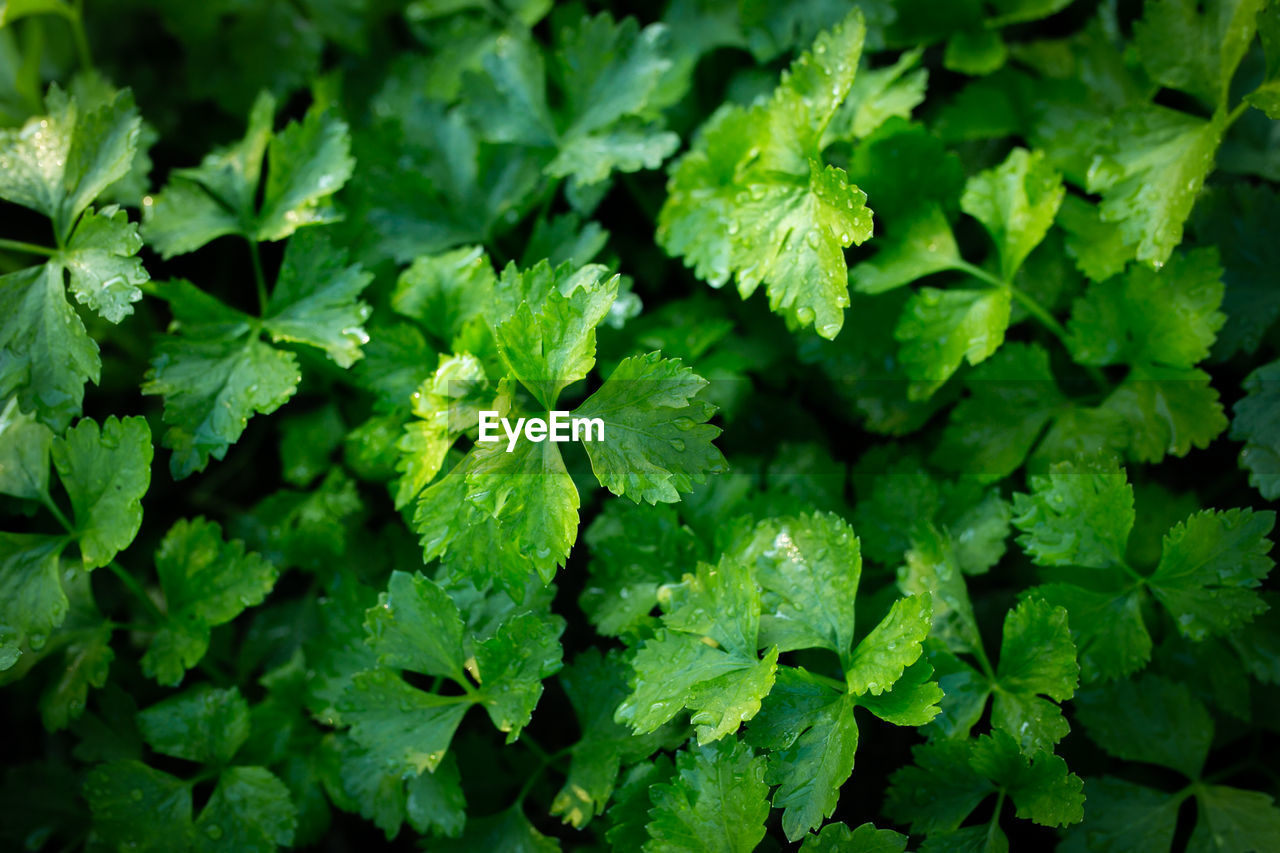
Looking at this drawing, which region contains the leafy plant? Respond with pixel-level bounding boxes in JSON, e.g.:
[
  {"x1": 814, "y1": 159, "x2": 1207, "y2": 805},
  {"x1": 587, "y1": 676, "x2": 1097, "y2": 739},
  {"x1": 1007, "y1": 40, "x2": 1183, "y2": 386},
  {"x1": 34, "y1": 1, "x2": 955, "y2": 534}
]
[{"x1": 2, "y1": 1, "x2": 1279, "y2": 851}]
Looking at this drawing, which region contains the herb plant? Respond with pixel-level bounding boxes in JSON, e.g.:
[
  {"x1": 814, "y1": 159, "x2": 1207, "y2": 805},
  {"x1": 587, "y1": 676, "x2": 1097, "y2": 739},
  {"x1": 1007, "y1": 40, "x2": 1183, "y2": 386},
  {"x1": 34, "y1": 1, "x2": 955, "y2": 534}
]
[{"x1": 2, "y1": 1, "x2": 1279, "y2": 851}]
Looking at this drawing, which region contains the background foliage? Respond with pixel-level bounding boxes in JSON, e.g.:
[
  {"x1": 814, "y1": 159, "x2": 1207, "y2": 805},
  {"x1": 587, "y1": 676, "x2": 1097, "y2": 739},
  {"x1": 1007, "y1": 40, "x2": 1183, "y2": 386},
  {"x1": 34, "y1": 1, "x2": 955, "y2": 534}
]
[{"x1": 2, "y1": 0, "x2": 1279, "y2": 850}]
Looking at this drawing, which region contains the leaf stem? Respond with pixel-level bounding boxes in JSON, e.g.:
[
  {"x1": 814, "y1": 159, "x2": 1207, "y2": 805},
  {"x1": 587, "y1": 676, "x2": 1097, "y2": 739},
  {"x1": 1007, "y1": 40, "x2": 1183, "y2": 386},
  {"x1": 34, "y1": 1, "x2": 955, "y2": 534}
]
[
  {"x1": 248, "y1": 238, "x2": 269, "y2": 314},
  {"x1": 40, "y1": 493, "x2": 76, "y2": 534},
  {"x1": 106, "y1": 561, "x2": 166, "y2": 623},
  {"x1": 0, "y1": 238, "x2": 57, "y2": 257},
  {"x1": 986, "y1": 790, "x2": 1007, "y2": 846},
  {"x1": 70, "y1": 0, "x2": 94, "y2": 72},
  {"x1": 953, "y1": 259, "x2": 1108, "y2": 389}
]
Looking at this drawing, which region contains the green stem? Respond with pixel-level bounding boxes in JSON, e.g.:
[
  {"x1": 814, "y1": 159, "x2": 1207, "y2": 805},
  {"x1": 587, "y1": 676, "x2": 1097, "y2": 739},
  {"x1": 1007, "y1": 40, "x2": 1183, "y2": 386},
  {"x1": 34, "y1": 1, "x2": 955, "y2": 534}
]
[
  {"x1": 107, "y1": 561, "x2": 166, "y2": 623},
  {"x1": 514, "y1": 746, "x2": 573, "y2": 806},
  {"x1": 40, "y1": 493, "x2": 76, "y2": 534},
  {"x1": 70, "y1": 0, "x2": 93, "y2": 72},
  {"x1": 248, "y1": 238, "x2": 269, "y2": 314},
  {"x1": 1223, "y1": 99, "x2": 1250, "y2": 130},
  {"x1": 954, "y1": 259, "x2": 1108, "y2": 389},
  {"x1": 0, "y1": 238, "x2": 57, "y2": 257},
  {"x1": 986, "y1": 791, "x2": 1007, "y2": 846}
]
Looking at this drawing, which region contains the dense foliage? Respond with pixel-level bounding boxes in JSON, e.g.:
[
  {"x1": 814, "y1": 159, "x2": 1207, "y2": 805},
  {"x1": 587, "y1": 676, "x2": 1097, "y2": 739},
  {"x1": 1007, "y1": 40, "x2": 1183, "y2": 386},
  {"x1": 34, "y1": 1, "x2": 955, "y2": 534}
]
[{"x1": 2, "y1": 0, "x2": 1279, "y2": 850}]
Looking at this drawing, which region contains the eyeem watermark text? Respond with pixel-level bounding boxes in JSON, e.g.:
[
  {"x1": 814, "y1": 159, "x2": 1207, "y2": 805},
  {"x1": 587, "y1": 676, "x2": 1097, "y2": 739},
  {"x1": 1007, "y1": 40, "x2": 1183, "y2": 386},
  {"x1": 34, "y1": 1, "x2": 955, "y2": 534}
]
[{"x1": 478, "y1": 411, "x2": 605, "y2": 452}]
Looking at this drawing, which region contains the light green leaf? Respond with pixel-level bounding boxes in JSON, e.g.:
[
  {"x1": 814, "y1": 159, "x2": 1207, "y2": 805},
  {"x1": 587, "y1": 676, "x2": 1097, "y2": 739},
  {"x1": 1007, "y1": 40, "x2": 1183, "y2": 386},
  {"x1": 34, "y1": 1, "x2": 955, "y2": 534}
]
[
  {"x1": 895, "y1": 286, "x2": 1012, "y2": 399},
  {"x1": 392, "y1": 245, "x2": 495, "y2": 345},
  {"x1": 0, "y1": 264, "x2": 100, "y2": 431},
  {"x1": 256, "y1": 105, "x2": 354, "y2": 241},
  {"x1": 644, "y1": 739, "x2": 769, "y2": 853},
  {"x1": 731, "y1": 511, "x2": 861, "y2": 658},
  {"x1": 61, "y1": 205, "x2": 148, "y2": 324},
  {"x1": 1012, "y1": 459, "x2": 1134, "y2": 570},
  {"x1": 991, "y1": 598, "x2": 1078, "y2": 753},
  {"x1": 1133, "y1": 0, "x2": 1263, "y2": 106},
  {"x1": 574, "y1": 352, "x2": 725, "y2": 504},
  {"x1": 960, "y1": 148, "x2": 1064, "y2": 280},
  {"x1": 466, "y1": 438, "x2": 579, "y2": 582},
  {"x1": 142, "y1": 518, "x2": 278, "y2": 686},
  {"x1": 363, "y1": 570, "x2": 466, "y2": 680},
  {"x1": 1101, "y1": 364, "x2": 1227, "y2": 463},
  {"x1": 263, "y1": 230, "x2": 372, "y2": 368},
  {"x1": 51, "y1": 415, "x2": 151, "y2": 569},
  {"x1": 1086, "y1": 106, "x2": 1223, "y2": 268},
  {"x1": 846, "y1": 594, "x2": 932, "y2": 695}
]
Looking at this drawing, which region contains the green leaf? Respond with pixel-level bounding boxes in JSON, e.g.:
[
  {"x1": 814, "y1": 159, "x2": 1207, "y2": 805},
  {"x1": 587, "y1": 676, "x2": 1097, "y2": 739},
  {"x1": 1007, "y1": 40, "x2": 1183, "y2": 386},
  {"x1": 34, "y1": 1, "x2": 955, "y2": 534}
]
[
  {"x1": 142, "y1": 518, "x2": 278, "y2": 686},
  {"x1": 901, "y1": 285, "x2": 1014, "y2": 400},
  {"x1": 392, "y1": 245, "x2": 495, "y2": 345},
  {"x1": 991, "y1": 598, "x2": 1078, "y2": 752},
  {"x1": 0, "y1": 396, "x2": 52, "y2": 500},
  {"x1": 490, "y1": 264, "x2": 618, "y2": 408},
  {"x1": 1191, "y1": 185, "x2": 1280, "y2": 358},
  {"x1": 960, "y1": 148, "x2": 1064, "y2": 280},
  {"x1": 750, "y1": 672, "x2": 860, "y2": 840},
  {"x1": 0, "y1": 534, "x2": 68, "y2": 670},
  {"x1": 1147, "y1": 508, "x2": 1275, "y2": 641},
  {"x1": 143, "y1": 282, "x2": 301, "y2": 478},
  {"x1": 574, "y1": 352, "x2": 725, "y2": 504},
  {"x1": 543, "y1": 14, "x2": 679, "y2": 186},
  {"x1": 0, "y1": 264, "x2": 100, "y2": 431},
  {"x1": 1086, "y1": 106, "x2": 1223, "y2": 268},
  {"x1": 466, "y1": 438, "x2": 579, "y2": 582},
  {"x1": 1133, "y1": 0, "x2": 1263, "y2": 106},
  {"x1": 617, "y1": 555, "x2": 777, "y2": 741},
  {"x1": 850, "y1": 203, "x2": 961, "y2": 295},
  {"x1": 1059, "y1": 777, "x2": 1180, "y2": 853},
  {"x1": 0, "y1": 85, "x2": 141, "y2": 238},
  {"x1": 581, "y1": 500, "x2": 703, "y2": 637},
  {"x1": 142, "y1": 92, "x2": 353, "y2": 253},
  {"x1": 1232, "y1": 359, "x2": 1280, "y2": 500},
  {"x1": 136, "y1": 685, "x2": 250, "y2": 765},
  {"x1": 471, "y1": 608, "x2": 565, "y2": 740},
  {"x1": 1056, "y1": 194, "x2": 1134, "y2": 282},
  {"x1": 256, "y1": 104, "x2": 355, "y2": 241},
  {"x1": 644, "y1": 738, "x2": 769, "y2": 853},
  {"x1": 432, "y1": 806, "x2": 560, "y2": 852},
  {"x1": 884, "y1": 738, "x2": 995, "y2": 836},
  {"x1": 195, "y1": 766, "x2": 296, "y2": 852},
  {"x1": 1032, "y1": 582, "x2": 1151, "y2": 682},
  {"x1": 363, "y1": 570, "x2": 467, "y2": 680},
  {"x1": 1075, "y1": 673, "x2": 1212, "y2": 778},
  {"x1": 51, "y1": 415, "x2": 151, "y2": 569},
  {"x1": 141, "y1": 91, "x2": 274, "y2": 257},
  {"x1": 969, "y1": 732, "x2": 1084, "y2": 827},
  {"x1": 800, "y1": 822, "x2": 909, "y2": 853},
  {"x1": 0, "y1": 0, "x2": 73, "y2": 25},
  {"x1": 340, "y1": 669, "x2": 471, "y2": 775},
  {"x1": 40, "y1": 624, "x2": 113, "y2": 730},
  {"x1": 657, "y1": 12, "x2": 874, "y2": 339},
  {"x1": 1189, "y1": 786, "x2": 1280, "y2": 853},
  {"x1": 731, "y1": 511, "x2": 861, "y2": 658},
  {"x1": 1067, "y1": 248, "x2": 1225, "y2": 369},
  {"x1": 406, "y1": 755, "x2": 466, "y2": 838},
  {"x1": 263, "y1": 230, "x2": 373, "y2": 368},
  {"x1": 84, "y1": 761, "x2": 194, "y2": 853},
  {"x1": 552, "y1": 649, "x2": 668, "y2": 828},
  {"x1": 61, "y1": 205, "x2": 148, "y2": 324},
  {"x1": 933, "y1": 343, "x2": 1065, "y2": 482},
  {"x1": 845, "y1": 593, "x2": 932, "y2": 695},
  {"x1": 1100, "y1": 364, "x2": 1227, "y2": 463},
  {"x1": 1012, "y1": 459, "x2": 1134, "y2": 570}
]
